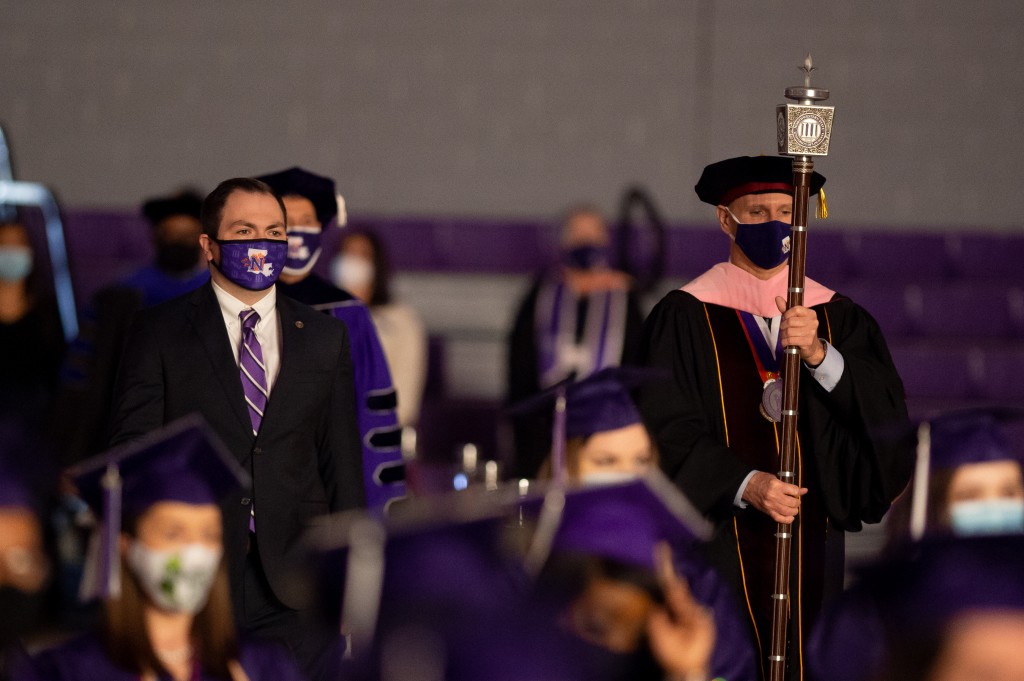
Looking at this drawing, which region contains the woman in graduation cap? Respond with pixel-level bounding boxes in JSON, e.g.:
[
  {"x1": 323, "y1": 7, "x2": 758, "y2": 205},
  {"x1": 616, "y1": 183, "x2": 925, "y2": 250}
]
[
  {"x1": 530, "y1": 367, "x2": 758, "y2": 681},
  {"x1": 885, "y1": 408, "x2": 1024, "y2": 544},
  {"x1": 17, "y1": 417, "x2": 307, "y2": 681},
  {"x1": 807, "y1": 407, "x2": 1024, "y2": 681}
]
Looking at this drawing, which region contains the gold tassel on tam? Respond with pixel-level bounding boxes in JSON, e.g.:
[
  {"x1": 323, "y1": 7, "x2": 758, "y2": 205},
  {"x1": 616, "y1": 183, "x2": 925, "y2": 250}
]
[{"x1": 816, "y1": 188, "x2": 829, "y2": 220}]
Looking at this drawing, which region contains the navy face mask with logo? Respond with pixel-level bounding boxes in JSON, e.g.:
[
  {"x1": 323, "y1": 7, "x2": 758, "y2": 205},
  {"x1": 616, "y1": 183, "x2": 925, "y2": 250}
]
[
  {"x1": 726, "y1": 207, "x2": 792, "y2": 270},
  {"x1": 282, "y1": 225, "x2": 323, "y2": 277},
  {"x1": 213, "y1": 238, "x2": 288, "y2": 291}
]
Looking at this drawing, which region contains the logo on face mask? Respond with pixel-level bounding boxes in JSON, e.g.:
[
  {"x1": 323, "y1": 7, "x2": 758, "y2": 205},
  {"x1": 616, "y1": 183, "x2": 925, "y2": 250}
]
[
  {"x1": 282, "y1": 225, "x2": 323, "y2": 277},
  {"x1": 242, "y1": 248, "x2": 274, "y2": 276}
]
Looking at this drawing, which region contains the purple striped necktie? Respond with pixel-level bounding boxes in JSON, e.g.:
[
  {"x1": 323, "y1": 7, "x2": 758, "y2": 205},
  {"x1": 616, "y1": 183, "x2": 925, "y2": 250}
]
[{"x1": 239, "y1": 309, "x2": 267, "y2": 532}]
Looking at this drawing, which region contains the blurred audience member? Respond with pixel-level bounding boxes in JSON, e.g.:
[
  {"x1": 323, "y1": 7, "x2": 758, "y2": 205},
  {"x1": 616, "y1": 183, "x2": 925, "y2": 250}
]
[
  {"x1": 17, "y1": 418, "x2": 306, "y2": 681},
  {"x1": 0, "y1": 221, "x2": 66, "y2": 427},
  {"x1": 334, "y1": 229, "x2": 427, "y2": 429},
  {"x1": 507, "y1": 206, "x2": 644, "y2": 479},
  {"x1": 123, "y1": 191, "x2": 210, "y2": 308},
  {"x1": 49, "y1": 191, "x2": 207, "y2": 464},
  {"x1": 0, "y1": 419, "x2": 56, "y2": 679},
  {"x1": 258, "y1": 167, "x2": 403, "y2": 507}
]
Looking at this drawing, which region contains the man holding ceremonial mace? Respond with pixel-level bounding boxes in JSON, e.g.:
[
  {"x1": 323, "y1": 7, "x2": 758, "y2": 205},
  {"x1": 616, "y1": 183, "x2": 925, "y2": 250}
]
[{"x1": 638, "y1": 58, "x2": 914, "y2": 681}]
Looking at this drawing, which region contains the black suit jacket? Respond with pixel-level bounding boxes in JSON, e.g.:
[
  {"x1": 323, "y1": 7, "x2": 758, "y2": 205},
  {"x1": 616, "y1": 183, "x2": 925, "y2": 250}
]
[{"x1": 109, "y1": 282, "x2": 365, "y2": 610}]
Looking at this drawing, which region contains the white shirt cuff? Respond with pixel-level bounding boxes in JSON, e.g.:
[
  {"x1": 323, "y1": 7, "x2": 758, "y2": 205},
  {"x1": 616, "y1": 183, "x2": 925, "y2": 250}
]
[
  {"x1": 804, "y1": 340, "x2": 844, "y2": 392},
  {"x1": 734, "y1": 470, "x2": 759, "y2": 508}
]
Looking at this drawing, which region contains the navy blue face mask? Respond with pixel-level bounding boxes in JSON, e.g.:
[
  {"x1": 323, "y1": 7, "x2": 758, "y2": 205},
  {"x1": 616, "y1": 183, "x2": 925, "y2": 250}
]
[
  {"x1": 726, "y1": 207, "x2": 792, "y2": 270},
  {"x1": 563, "y1": 244, "x2": 610, "y2": 270}
]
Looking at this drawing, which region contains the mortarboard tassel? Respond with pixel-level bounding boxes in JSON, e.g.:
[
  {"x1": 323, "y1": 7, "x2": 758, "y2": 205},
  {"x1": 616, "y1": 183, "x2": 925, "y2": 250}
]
[
  {"x1": 909, "y1": 422, "x2": 931, "y2": 542},
  {"x1": 100, "y1": 463, "x2": 123, "y2": 598},
  {"x1": 816, "y1": 188, "x2": 828, "y2": 220},
  {"x1": 550, "y1": 385, "x2": 568, "y2": 487}
]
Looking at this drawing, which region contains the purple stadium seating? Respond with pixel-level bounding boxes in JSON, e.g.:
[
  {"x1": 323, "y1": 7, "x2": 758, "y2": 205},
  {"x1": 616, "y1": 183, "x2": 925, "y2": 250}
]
[
  {"x1": 945, "y1": 232, "x2": 1024, "y2": 281},
  {"x1": 888, "y1": 341, "x2": 985, "y2": 401},
  {"x1": 844, "y1": 231, "x2": 951, "y2": 282}
]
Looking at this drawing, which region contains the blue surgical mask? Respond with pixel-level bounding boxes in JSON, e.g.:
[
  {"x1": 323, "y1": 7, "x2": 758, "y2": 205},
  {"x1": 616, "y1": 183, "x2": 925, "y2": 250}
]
[
  {"x1": 726, "y1": 207, "x2": 792, "y2": 270},
  {"x1": 213, "y1": 238, "x2": 288, "y2": 291},
  {"x1": 0, "y1": 246, "x2": 32, "y2": 282},
  {"x1": 282, "y1": 225, "x2": 323, "y2": 277},
  {"x1": 949, "y1": 498, "x2": 1024, "y2": 536}
]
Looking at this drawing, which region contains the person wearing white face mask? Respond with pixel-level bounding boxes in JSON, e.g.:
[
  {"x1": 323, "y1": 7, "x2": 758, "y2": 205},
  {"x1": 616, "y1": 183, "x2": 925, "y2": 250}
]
[
  {"x1": 334, "y1": 229, "x2": 427, "y2": 430},
  {"x1": 18, "y1": 417, "x2": 307, "y2": 681},
  {"x1": 0, "y1": 221, "x2": 65, "y2": 427}
]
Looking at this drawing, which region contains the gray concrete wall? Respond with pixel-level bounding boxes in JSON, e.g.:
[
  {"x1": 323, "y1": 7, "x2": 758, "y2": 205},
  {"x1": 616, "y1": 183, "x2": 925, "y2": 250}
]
[{"x1": 2, "y1": 1, "x2": 1022, "y2": 229}]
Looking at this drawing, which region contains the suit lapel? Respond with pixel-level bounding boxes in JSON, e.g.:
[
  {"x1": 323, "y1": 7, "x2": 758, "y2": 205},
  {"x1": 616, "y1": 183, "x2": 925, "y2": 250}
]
[
  {"x1": 263, "y1": 296, "x2": 301, "y2": 428},
  {"x1": 188, "y1": 284, "x2": 254, "y2": 440}
]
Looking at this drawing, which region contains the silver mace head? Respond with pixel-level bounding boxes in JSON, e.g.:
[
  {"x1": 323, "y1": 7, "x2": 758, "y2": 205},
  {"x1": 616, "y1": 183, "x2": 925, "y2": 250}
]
[{"x1": 777, "y1": 54, "x2": 835, "y2": 158}]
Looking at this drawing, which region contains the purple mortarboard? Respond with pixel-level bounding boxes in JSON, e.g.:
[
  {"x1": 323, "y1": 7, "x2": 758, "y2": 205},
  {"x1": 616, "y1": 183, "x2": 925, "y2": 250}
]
[
  {"x1": 695, "y1": 155, "x2": 825, "y2": 207},
  {"x1": 302, "y1": 487, "x2": 588, "y2": 680},
  {"x1": 809, "y1": 534, "x2": 1024, "y2": 681},
  {"x1": 68, "y1": 414, "x2": 249, "y2": 599},
  {"x1": 864, "y1": 534, "x2": 1024, "y2": 634},
  {"x1": 257, "y1": 166, "x2": 341, "y2": 227},
  {"x1": 544, "y1": 472, "x2": 712, "y2": 572},
  {"x1": 141, "y1": 191, "x2": 203, "y2": 226},
  {"x1": 509, "y1": 366, "x2": 665, "y2": 441},
  {"x1": 927, "y1": 407, "x2": 1024, "y2": 470}
]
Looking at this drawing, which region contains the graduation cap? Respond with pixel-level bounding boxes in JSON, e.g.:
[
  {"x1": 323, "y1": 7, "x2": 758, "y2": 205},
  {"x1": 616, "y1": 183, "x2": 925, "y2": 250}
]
[
  {"x1": 302, "y1": 486, "x2": 592, "y2": 680},
  {"x1": 507, "y1": 367, "x2": 666, "y2": 483},
  {"x1": 141, "y1": 191, "x2": 203, "y2": 226},
  {"x1": 539, "y1": 473, "x2": 712, "y2": 573},
  {"x1": 866, "y1": 534, "x2": 1024, "y2": 630},
  {"x1": 928, "y1": 406, "x2": 1024, "y2": 470},
  {"x1": 694, "y1": 155, "x2": 826, "y2": 209},
  {"x1": 67, "y1": 414, "x2": 249, "y2": 599},
  {"x1": 908, "y1": 407, "x2": 1024, "y2": 540},
  {"x1": 808, "y1": 534, "x2": 1024, "y2": 681},
  {"x1": 257, "y1": 166, "x2": 343, "y2": 227}
]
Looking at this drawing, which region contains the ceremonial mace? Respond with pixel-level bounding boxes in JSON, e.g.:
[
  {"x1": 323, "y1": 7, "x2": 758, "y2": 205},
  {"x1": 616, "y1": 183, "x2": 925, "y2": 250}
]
[{"x1": 768, "y1": 55, "x2": 835, "y2": 681}]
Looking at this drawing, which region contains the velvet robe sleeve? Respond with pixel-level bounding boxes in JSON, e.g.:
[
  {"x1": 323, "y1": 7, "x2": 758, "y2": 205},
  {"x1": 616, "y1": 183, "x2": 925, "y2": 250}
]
[
  {"x1": 638, "y1": 291, "x2": 754, "y2": 521},
  {"x1": 800, "y1": 295, "x2": 915, "y2": 530}
]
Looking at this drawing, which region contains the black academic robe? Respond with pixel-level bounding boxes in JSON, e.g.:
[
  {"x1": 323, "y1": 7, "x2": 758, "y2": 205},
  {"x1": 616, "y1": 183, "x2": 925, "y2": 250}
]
[{"x1": 639, "y1": 290, "x2": 914, "y2": 681}]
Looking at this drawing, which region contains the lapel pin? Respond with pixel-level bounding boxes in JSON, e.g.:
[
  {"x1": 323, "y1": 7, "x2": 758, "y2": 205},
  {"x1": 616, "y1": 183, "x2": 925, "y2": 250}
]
[{"x1": 295, "y1": 321, "x2": 304, "y2": 329}]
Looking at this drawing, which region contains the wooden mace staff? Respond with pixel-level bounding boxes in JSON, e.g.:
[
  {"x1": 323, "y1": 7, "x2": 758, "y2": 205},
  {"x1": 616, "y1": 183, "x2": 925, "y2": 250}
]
[{"x1": 768, "y1": 55, "x2": 835, "y2": 681}]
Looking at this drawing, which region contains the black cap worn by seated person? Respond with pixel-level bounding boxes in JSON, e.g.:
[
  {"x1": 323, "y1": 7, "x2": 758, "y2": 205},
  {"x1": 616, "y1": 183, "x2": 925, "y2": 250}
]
[
  {"x1": 695, "y1": 155, "x2": 826, "y2": 207},
  {"x1": 257, "y1": 166, "x2": 339, "y2": 227},
  {"x1": 141, "y1": 191, "x2": 203, "y2": 226}
]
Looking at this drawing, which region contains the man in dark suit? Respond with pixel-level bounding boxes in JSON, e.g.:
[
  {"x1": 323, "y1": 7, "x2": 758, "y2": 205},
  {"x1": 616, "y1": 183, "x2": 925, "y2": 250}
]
[{"x1": 109, "y1": 177, "x2": 365, "y2": 680}]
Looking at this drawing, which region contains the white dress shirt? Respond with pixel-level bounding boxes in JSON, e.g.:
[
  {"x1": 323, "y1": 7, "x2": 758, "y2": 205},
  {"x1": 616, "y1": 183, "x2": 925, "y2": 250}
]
[{"x1": 211, "y1": 281, "x2": 283, "y2": 394}]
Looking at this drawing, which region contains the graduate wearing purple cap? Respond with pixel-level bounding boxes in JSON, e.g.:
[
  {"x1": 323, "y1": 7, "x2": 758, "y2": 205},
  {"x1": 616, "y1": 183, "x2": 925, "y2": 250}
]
[
  {"x1": 516, "y1": 368, "x2": 758, "y2": 681},
  {"x1": 808, "y1": 408, "x2": 1024, "y2": 681},
  {"x1": 639, "y1": 156, "x2": 913, "y2": 680},
  {"x1": 258, "y1": 167, "x2": 404, "y2": 509},
  {"x1": 17, "y1": 416, "x2": 307, "y2": 681},
  {"x1": 810, "y1": 535, "x2": 1024, "y2": 681}
]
